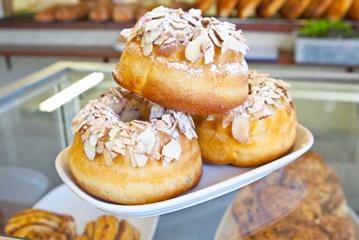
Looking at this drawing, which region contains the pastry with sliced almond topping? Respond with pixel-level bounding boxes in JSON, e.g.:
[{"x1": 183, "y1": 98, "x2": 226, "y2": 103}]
[
  {"x1": 69, "y1": 88, "x2": 202, "y2": 205},
  {"x1": 114, "y1": 6, "x2": 249, "y2": 115},
  {"x1": 196, "y1": 72, "x2": 297, "y2": 167}
]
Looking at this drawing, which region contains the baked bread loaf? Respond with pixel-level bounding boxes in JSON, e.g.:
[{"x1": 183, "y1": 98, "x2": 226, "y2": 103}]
[
  {"x1": 196, "y1": 72, "x2": 297, "y2": 167},
  {"x1": 217, "y1": 0, "x2": 239, "y2": 17},
  {"x1": 4, "y1": 209, "x2": 76, "y2": 240},
  {"x1": 69, "y1": 89, "x2": 202, "y2": 205},
  {"x1": 76, "y1": 215, "x2": 140, "y2": 240},
  {"x1": 326, "y1": 0, "x2": 354, "y2": 20},
  {"x1": 304, "y1": 0, "x2": 334, "y2": 18},
  {"x1": 112, "y1": 3, "x2": 137, "y2": 23},
  {"x1": 237, "y1": 0, "x2": 263, "y2": 18},
  {"x1": 281, "y1": 0, "x2": 311, "y2": 19},
  {"x1": 257, "y1": 0, "x2": 286, "y2": 18},
  {"x1": 55, "y1": 3, "x2": 89, "y2": 22},
  {"x1": 348, "y1": 0, "x2": 359, "y2": 19},
  {"x1": 34, "y1": 5, "x2": 57, "y2": 22},
  {"x1": 230, "y1": 152, "x2": 356, "y2": 239},
  {"x1": 115, "y1": 7, "x2": 249, "y2": 115}
]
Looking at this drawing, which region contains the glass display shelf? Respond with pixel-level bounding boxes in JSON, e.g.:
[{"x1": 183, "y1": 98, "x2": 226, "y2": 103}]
[{"x1": 0, "y1": 61, "x2": 358, "y2": 239}]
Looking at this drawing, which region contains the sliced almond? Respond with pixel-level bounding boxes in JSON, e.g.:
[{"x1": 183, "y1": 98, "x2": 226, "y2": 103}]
[
  {"x1": 84, "y1": 140, "x2": 96, "y2": 160},
  {"x1": 170, "y1": 21, "x2": 188, "y2": 30},
  {"x1": 120, "y1": 28, "x2": 132, "y2": 42},
  {"x1": 89, "y1": 134, "x2": 97, "y2": 147},
  {"x1": 162, "y1": 139, "x2": 181, "y2": 161},
  {"x1": 144, "y1": 29, "x2": 162, "y2": 43},
  {"x1": 185, "y1": 34, "x2": 206, "y2": 62},
  {"x1": 145, "y1": 19, "x2": 163, "y2": 32},
  {"x1": 133, "y1": 153, "x2": 148, "y2": 167},
  {"x1": 137, "y1": 127, "x2": 156, "y2": 152},
  {"x1": 150, "y1": 105, "x2": 164, "y2": 119},
  {"x1": 222, "y1": 35, "x2": 240, "y2": 54},
  {"x1": 208, "y1": 28, "x2": 221, "y2": 47},
  {"x1": 202, "y1": 40, "x2": 215, "y2": 64},
  {"x1": 232, "y1": 116, "x2": 250, "y2": 144},
  {"x1": 143, "y1": 42, "x2": 153, "y2": 56}
]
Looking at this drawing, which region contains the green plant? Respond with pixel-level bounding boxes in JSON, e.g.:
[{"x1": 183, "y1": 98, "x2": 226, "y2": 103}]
[{"x1": 299, "y1": 19, "x2": 359, "y2": 38}]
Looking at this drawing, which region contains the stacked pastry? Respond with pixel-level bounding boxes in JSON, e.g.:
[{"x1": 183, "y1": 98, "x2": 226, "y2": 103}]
[{"x1": 68, "y1": 6, "x2": 297, "y2": 205}]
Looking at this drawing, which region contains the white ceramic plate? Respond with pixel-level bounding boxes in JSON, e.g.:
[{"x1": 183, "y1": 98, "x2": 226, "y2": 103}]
[
  {"x1": 214, "y1": 203, "x2": 359, "y2": 240},
  {"x1": 55, "y1": 124, "x2": 313, "y2": 218},
  {"x1": 33, "y1": 184, "x2": 158, "y2": 240}
]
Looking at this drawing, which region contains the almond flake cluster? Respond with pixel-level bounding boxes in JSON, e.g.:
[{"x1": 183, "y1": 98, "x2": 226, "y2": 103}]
[
  {"x1": 120, "y1": 6, "x2": 248, "y2": 64},
  {"x1": 72, "y1": 89, "x2": 197, "y2": 168},
  {"x1": 207, "y1": 73, "x2": 292, "y2": 144}
]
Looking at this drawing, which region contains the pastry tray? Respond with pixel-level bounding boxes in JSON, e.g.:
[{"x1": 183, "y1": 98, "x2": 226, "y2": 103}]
[{"x1": 56, "y1": 124, "x2": 313, "y2": 218}]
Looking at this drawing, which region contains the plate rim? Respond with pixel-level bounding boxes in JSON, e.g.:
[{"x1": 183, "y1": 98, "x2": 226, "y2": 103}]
[{"x1": 56, "y1": 124, "x2": 314, "y2": 217}]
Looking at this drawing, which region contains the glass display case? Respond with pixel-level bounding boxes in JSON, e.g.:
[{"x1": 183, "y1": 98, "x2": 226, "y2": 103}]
[{"x1": 0, "y1": 61, "x2": 358, "y2": 239}]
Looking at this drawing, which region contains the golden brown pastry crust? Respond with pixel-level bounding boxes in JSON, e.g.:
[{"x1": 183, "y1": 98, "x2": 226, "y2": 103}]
[
  {"x1": 257, "y1": 0, "x2": 286, "y2": 18},
  {"x1": 76, "y1": 215, "x2": 140, "y2": 240},
  {"x1": 197, "y1": 107, "x2": 297, "y2": 166},
  {"x1": 348, "y1": 0, "x2": 359, "y2": 19},
  {"x1": 281, "y1": 0, "x2": 311, "y2": 19},
  {"x1": 197, "y1": 73, "x2": 297, "y2": 167},
  {"x1": 4, "y1": 209, "x2": 76, "y2": 240},
  {"x1": 69, "y1": 133, "x2": 202, "y2": 205},
  {"x1": 114, "y1": 40, "x2": 248, "y2": 115},
  {"x1": 217, "y1": 0, "x2": 239, "y2": 17},
  {"x1": 237, "y1": 0, "x2": 263, "y2": 18},
  {"x1": 304, "y1": 0, "x2": 334, "y2": 18},
  {"x1": 326, "y1": 0, "x2": 354, "y2": 20}
]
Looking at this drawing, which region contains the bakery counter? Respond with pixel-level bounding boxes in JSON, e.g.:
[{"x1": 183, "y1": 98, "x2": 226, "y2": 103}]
[{"x1": 0, "y1": 61, "x2": 359, "y2": 239}]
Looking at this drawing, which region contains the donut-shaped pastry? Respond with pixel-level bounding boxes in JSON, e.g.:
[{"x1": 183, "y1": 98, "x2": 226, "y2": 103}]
[
  {"x1": 196, "y1": 72, "x2": 297, "y2": 167},
  {"x1": 69, "y1": 88, "x2": 202, "y2": 205},
  {"x1": 114, "y1": 7, "x2": 249, "y2": 115},
  {"x1": 257, "y1": 0, "x2": 286, "y2": 18},
  {"x1": 281, "y1": 0, "x2": 311, "y2": 19},
  {"x1": 326, "y1": 0, "x2": 353, "y2": 20},
  {"x1": 237, "y1": 0, "x2": 263, "y2": 19}
]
